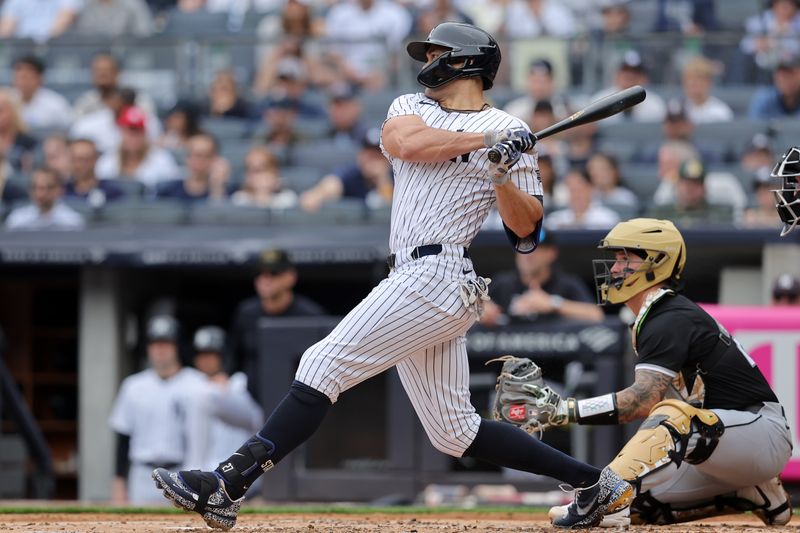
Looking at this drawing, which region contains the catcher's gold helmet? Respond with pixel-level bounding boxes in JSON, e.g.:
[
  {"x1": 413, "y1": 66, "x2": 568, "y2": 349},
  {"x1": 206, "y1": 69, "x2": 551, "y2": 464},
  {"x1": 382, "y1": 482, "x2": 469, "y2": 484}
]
[{"x1": 592, "y1": 218, "x2": 686, "y2": 305}]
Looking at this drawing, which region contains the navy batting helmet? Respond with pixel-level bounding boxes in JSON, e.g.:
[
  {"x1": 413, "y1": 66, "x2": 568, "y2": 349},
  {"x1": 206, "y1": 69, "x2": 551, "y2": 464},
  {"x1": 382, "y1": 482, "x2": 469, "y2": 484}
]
[
  {"x1": 771, "y1": 146, "x2": 800, "y2": 236},
  {"x1": 406, "y1": 22, "x2": 501, "y2": 90},
  {"x1": 193, "y1": 326, "x2": 226, "y2": 353}
]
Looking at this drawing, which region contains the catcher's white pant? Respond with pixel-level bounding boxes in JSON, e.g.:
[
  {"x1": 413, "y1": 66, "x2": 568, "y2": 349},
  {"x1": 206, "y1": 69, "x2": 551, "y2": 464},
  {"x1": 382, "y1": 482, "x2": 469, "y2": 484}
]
[
  {"x1": 296, "y1": 245, "x2": 483, "y2": 456},
  {"x1": 642, "y1": 401, "x2": 792, "y2": 503}
]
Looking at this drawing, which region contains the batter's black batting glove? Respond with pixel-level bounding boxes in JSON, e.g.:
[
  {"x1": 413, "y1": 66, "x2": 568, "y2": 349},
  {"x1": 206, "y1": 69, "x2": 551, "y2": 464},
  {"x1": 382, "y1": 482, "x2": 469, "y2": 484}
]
[
  {"x1": 484, "y1": 128, "x2": 536, "y2": 153},
  {"x1": 488, "y1": 140, "x2": 522, "y2": 185}
]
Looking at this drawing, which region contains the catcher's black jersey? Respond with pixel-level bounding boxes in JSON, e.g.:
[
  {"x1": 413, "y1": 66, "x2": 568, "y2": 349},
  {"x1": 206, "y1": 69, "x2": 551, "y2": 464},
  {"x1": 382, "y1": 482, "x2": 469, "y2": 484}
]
[{"x1": 635, "y1": 293, "x2": 778, "y2": 410}]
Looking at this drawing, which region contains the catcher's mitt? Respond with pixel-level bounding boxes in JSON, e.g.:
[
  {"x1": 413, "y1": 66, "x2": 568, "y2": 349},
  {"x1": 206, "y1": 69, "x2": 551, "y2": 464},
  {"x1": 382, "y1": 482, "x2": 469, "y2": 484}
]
[{"x1": 487, "y1": 355, "x2": 569, "y2": 436}]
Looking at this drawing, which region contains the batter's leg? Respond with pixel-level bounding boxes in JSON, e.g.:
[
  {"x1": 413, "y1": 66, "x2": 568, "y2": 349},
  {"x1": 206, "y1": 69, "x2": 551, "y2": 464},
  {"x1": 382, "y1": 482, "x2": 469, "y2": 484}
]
[{"x1": 396, "y1": 335, "x2": 602, "y2": 488}]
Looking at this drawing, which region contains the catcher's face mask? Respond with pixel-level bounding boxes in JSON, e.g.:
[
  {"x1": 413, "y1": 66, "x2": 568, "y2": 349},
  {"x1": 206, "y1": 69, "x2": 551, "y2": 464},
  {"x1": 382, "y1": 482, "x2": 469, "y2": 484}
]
[
  {"x1": 771, "y1": 146, "x2": 800, "y2": 236},
  {"x1": 592, "y1": 218, "x2": 685, "y2": 305},
  {"x1": 593, "y1": 248, "x2": 654, "y2": 305}
]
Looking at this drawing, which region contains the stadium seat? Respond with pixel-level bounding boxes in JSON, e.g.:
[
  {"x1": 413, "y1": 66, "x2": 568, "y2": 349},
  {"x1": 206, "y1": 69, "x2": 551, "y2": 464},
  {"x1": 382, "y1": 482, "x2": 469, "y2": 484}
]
[
  {"x1": 163, "y1": 11, "x2": 231, "y2": 35},
  {"x1": 626, "y1": 0, "x2": 658, "y2": 34},
  {"x1": 188, "y1": 204, "x2": 270, "y2": 225},
  {"x1": 716, "y1": 0, "x2": 759, "y2": 31},
  {"x1": 716, "y1": 86, "x2": 757, "y2": 116},
  {"x1": 271, "y1": 200, "x2": 368, "y2": 225},
  {"x1": 288, "y1": 142, "x2": 358, "y2": 173},
  {"x1": 597, "y1": 121, "x2": 661, "y2": 143},
  {"x1": 106, "y1": 179, "x2": 146, "y2": 199},
  {"x1": 96, "y1": 200, "x2": 190, "y2": 226},
  {"x1": 201, "y1": 117, "x2": 252, "y2": 140},
  {"x1": 280, "y1": 166, "x2": 324, "y2": 193},
  {"x1": 695, "y1": 119, "x2": 768, "y2": 152},
  {"x1": 359, "y1": 91, "x2": 397, "y2": 125},
  {"x1": 596, "y1": 138, "x2": 638, "y2": 163},
  {"x1": 619, "y1": 163, "x2": 661, "y2": 201}
]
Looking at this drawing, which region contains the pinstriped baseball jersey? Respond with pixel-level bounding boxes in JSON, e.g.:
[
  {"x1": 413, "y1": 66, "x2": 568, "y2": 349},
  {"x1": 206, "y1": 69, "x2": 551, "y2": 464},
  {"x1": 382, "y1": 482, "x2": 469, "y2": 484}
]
[
  {"x1": 381, "y1": 93, "x2": 542, "y2": 252},
  {"x1": 295, "y1": 92, "x2": 543, "y2": 456}
]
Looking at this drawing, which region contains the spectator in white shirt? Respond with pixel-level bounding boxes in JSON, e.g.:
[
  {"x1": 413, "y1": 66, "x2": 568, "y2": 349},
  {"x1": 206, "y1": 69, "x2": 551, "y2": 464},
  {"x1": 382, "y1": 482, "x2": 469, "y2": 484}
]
[
  {"x1": 324, "y1": 0, "x2": 412, "y2": 91},
  {"x1": 591, "y1": 50, "x2": 666, "y2": 122},
  {"x1": 13, "y1": 56, "x2": 72, "y2": 131},
  {"x1": 71, "y1": 86, "x2": 161, "y2": 154},
  {"x1": 503, "y1": 0, "x2": 578, "y2": 39},
  {"x1": 545, "y1": 167, "x2": 620, "y2": 230},
  {"x1": 0, "y1": 0, "x2": 81, "y2": 43},
  {"x1": 96, "y1": 107, "x2": 180, "y2": 189},
  {"x1": 5, "y1": 167, "x2": 84, "y2": 231},
  {"x1": 681, "y1": 56, "x2": 734, "y2": 123}
]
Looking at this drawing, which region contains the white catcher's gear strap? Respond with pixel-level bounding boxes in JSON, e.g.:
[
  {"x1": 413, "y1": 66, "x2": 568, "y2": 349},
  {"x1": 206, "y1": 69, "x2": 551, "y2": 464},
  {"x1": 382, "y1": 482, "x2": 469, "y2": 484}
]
[{"x1": 459, "y1": 276, "x2": 491, "y2": 317}]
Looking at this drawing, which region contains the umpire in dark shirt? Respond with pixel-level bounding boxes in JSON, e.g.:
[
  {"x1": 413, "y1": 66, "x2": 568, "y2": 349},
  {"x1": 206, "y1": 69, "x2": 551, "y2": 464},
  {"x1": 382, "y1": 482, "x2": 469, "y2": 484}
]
[
  {"x1": 480, "y1": 231, "x2": 604, "y2": 326},
  {"x1": 227, "y1": 248, "x2": 326, "y2": 399}
]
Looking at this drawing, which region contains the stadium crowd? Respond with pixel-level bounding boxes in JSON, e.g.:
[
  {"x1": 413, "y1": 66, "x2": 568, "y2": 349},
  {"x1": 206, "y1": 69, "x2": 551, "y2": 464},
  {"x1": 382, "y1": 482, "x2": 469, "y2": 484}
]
[{"x1": 0, "y1": 0, "x2": 798, "y2": 232}]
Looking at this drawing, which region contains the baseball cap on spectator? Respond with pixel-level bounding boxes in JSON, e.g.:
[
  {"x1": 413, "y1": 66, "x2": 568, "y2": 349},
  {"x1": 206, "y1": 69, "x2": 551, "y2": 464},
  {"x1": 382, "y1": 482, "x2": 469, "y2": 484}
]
[
  {"x1": 752, "y1": 166, "x2": 775, "y2": 191},
  {"x1": 361, "y1": 127, "x2": 382, "y2": 150},
  {"x1": 772, "y1": 273, "x2": 800, "y2": 300},
  {"x1": 665, "y1": 98, "x2": 688, "y2": 122},
  {"x1": 193, "y1": 326, "x2": 226, "y2": 353},
  {"x1": 146, "y1": 315, "x2": 179, "y2": 343},
  {"x1": 258, "y1": 248, "x2": 293, "y2": 274},
  {"x1": 117, "y1": 106, "x2": 147, "y2": 130},
  {"x1": 619, "y1": 50, "x2": 644, "y2": 72},
  {"x1": 744, "y1": 133, "x2": 773, "y2": 155},
  {"x1": 678, "y1": 158, "x2": 705, "y2": 183},
  {"x1": 529, "y1": 58, "x2": 553, "y2": 76},
  {"x1": 328, "y1": 82, "x2": 359, "y2": 103}
]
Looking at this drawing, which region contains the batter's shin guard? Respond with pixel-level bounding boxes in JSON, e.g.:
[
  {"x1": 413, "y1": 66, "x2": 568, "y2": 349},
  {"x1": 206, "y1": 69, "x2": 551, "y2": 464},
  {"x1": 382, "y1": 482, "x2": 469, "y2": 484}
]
[{"x1": 215, "y1": 433, "x2": 275, "y2": 500}]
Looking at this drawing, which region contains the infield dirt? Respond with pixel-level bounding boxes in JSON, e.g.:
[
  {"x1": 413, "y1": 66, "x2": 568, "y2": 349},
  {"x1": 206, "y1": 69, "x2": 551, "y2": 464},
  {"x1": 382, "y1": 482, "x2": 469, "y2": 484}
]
[{"x1": 0, "y1": 512, "x2": 792, "y2": 532}]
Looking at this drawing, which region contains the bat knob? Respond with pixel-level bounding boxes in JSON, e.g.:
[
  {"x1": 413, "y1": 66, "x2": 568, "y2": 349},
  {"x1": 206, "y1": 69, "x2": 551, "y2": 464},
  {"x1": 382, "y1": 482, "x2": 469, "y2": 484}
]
[{"x1": 487, "y1": 149, "x2": 501, "y2": 164}]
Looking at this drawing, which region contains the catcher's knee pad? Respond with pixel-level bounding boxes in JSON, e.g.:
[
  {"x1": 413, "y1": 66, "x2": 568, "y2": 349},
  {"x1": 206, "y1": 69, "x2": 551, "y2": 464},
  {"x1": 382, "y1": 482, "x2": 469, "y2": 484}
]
[{"x1": 609, "y1": 399, "x2": 724, "y2": 483}]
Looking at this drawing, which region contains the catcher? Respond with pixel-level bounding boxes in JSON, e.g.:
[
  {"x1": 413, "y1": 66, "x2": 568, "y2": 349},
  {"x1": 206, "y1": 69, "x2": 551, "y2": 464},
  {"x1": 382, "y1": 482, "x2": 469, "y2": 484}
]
[{"x1": 492, "y1": 218, "x2": 793, "y2": 528}]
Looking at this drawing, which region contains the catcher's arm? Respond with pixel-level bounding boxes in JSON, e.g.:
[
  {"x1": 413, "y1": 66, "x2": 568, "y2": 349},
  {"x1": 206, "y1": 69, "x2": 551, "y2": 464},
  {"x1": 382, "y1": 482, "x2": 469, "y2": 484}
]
[
  {"x1": 615, "y1": 369, "x2": 673, "y2": 424},
  {"x1": 489, "y1": 356, "x2": 630, "y2": 434}
]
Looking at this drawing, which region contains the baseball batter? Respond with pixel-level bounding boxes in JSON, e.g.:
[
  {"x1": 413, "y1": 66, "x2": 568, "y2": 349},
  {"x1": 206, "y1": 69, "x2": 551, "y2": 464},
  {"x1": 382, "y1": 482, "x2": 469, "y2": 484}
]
[
  {"x1": 502, "y1": 219, "x2": 793, "y2": 527},
  {"x1": 153, "y1": 22, "x2": 632, "y2": 530}
]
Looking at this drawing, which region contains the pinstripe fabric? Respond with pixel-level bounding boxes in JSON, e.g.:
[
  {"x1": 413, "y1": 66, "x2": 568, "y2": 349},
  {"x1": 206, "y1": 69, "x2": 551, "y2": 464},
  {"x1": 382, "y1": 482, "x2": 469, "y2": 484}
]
[
  {"x1": 296, "y1": 93, "x2": 541, "y2": 456},
  {"x1": 380, "y1": 93, "x2": 542, "y2": 252}
]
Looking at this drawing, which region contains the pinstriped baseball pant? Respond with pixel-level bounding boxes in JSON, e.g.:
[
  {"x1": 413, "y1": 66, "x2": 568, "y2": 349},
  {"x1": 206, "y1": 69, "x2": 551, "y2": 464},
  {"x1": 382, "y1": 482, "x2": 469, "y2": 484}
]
[{"x1": 296, "y1": 245, "x2": 482, "y2": 456}]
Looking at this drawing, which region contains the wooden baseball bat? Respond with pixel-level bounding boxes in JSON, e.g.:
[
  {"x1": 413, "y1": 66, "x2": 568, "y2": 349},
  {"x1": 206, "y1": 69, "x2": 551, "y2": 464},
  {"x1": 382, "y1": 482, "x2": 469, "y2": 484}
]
[{"x1": 487, "y1": 85, "x2": 647, "y2": 163}]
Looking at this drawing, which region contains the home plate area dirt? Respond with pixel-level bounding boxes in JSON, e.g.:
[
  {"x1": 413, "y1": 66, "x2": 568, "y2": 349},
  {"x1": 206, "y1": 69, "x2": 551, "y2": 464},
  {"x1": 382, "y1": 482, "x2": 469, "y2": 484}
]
[{"x1": 0, "y1": 512, "x2": 795, "y2": 533}]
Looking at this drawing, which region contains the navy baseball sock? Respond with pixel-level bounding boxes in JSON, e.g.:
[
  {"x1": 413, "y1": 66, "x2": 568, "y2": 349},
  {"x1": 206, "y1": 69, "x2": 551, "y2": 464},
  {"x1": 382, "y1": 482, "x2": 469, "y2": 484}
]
[
  {"x1": 463, "y1": 419, "x2": 601, "y2": 488},
  {"x1": 213, "y1": 380, "x2": 331, "y2": 499}
]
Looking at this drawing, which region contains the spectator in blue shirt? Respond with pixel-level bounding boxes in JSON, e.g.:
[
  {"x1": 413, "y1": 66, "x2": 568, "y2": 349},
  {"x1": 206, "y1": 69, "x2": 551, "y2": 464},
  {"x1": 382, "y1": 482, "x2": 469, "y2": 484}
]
[
  {"x1": 749, "y1": 52, "x2": 800, "y2": 119},
  {"x1": 654, "y1": 0, "x2": 717, "y2": 34},
  {"x1": 299, "y1": 127, "x2": 392, "y2": 212},
  {"x1": 156, "y1": 132, "x2": 230, "y2": 203},
  {"x1": 65, "y1": 139, "x2": 126, "y2": 205}
]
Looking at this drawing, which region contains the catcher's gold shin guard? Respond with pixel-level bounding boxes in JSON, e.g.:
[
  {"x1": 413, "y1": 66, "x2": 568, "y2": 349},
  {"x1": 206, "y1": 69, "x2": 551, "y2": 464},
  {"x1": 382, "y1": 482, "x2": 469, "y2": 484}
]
[{"x1": 608, "y1": 399, "x2": 724, "y2": 483}]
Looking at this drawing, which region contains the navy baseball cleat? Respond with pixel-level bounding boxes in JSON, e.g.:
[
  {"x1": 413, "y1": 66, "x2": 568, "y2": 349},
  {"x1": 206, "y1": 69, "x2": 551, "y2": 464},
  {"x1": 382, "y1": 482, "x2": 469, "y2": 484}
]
[
  {"x1": 152, "y1": 468, "x2": 243, "y2": 530},
  {"x1": 550, "y1": 467, "x2": 634, "y2": 529}
]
